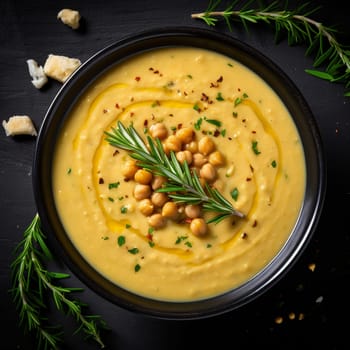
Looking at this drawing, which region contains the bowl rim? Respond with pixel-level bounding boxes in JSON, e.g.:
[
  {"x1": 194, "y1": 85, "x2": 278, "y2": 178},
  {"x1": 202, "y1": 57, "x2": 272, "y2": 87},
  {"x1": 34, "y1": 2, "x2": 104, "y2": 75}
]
[{"x1": 33, "y1": 26, "x2": 327, "y2": 320}]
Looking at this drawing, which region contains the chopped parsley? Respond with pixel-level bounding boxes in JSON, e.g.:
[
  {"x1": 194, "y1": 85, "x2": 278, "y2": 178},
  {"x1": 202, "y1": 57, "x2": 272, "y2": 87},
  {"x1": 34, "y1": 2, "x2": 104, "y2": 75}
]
[
  {"x1": 128, "y1": 247, "x2": 139, "y2": 255},
  {"x1": 194, "y1": 117, "x2": 203, "y2": 130},
  {"x1": 252, "y1": 140, "x2": 261, "y2": 155},
  {"x1": 230, "y1": 187, "x2": 239, "y2": 201},
  {"x1": 108, "y1": 181, "x2": 120, "y2": 189},
  {"x1": 117, "y1": 235, "x2": 125, "y2": 247},
  {"x1": 216, "y1": 92, "x2": 224, "y2": 101}
]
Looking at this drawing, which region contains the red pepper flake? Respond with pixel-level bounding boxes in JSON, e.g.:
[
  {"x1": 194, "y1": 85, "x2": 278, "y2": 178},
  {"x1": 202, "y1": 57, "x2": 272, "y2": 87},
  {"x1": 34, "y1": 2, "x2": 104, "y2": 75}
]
[
  {"x1": 213, "y1": 130, "x2": 220, "y2": 137},
  {"x1": 249, "y1": 164, "x2": 254, "y2": 172},
  {"x1": 210, "y1": 82, "x2": 219, "y2": 88},
  {"x1": 252, "y1": 130, "x2": 256, "y2": 134},
  {"x1": 146, "y1": 233, "x2": 153, "y2": 241},
  {"x1": 252, "y1": 220, "x2": 258, "y2": 227},
  {"x1": 99, "y1": 178, "x2": 104, "y2": 184},
  {"x1": 217, "y1": 76, "x2": 223, "y2": 83},
  {"x1": 246, "y1": 177, "x2": 252, "y2": 182},
  {"x1": 238, "y1": 88, "x2": 241, "y2": 92},
  {"x1": 135, "y1": 76, "x2": 141, "y2": 81},
  {"x1": 144, "y1": 119, "x2": 148, "y2": 127},
  {"x1": 153, "y1": 70, "x2": 159, "y2": 74},
  {"x1": 177, "y1": 123, "x2": 183, "y2": 130},
  {"x1": 113, "y1": 150, "x2": 119, "y2": 156},
  {"x1": 241, "y1": 232, "x2": 248, "y2": 239},
  {"x1": 130, "y1": 112, "x2": 135, "y2": 117},
  {"x1": 115, "y1": 103, "x2": 120, "y2": 109},
  {"x1": 149, "y1": 67, "x2": 154, "y2": 71},
  {"x1": 103, "y1": 109, "x2": 108, "y2": 113}
]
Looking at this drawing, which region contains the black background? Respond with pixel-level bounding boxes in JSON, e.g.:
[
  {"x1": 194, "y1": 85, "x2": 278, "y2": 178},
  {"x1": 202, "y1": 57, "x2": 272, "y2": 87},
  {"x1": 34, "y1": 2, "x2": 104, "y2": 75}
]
[{"x1": 1, "y1": 1, "x2": 350, "y2": 349}]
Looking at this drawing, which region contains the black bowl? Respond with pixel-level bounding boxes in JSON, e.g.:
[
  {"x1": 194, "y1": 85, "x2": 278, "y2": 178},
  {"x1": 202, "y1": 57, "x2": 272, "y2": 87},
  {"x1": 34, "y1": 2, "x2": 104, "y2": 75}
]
[{"x1": 33, "y1": 26, "x2": 326, "y2": 320}]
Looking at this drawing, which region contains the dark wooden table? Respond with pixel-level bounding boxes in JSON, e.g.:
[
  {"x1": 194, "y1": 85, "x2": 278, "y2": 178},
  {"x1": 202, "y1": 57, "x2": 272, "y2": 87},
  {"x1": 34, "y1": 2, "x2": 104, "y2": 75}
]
[{"x1": 1, "y1": 1, "x2": 350, "y2": 349}]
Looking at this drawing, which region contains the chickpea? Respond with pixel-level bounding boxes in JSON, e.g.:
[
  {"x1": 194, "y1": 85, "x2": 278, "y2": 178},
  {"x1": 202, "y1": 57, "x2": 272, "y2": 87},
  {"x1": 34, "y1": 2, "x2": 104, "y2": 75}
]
[
  {"x1": 176, "y1": 127, "x2": 194, "y2": 144},
  {"x1": 134, "y1": 169, "x2": 153, "y2": 184},
  {"x1": 176, "y1": 150, "x2": 193, "y2": 165},
  {"x1": 192, "y1": 153, "x2": 207, "y2": 167},
  {"x1": 148, "y1": 213, "x2": 166, "y2": 229},
  {"x1": 190, "y1": 218, "x2": 207, "y2": 236},
  {"x1": 151, "y1": 192, "x2": 168, "y2": 207},
  {"x1": 121, "y1": 159, "x2": 139, "y2": 179},
  {"x1": 162, "y1": 201, "x2": 178, "y2": 219},
  {"x1": 149, "y1": 122, "x2": 168, "y2": 140},
  {"x1": 138, "y1": 198, "x2": 154, "y2": 216},
  {"x1": 198, "y1": 136, "x2": 215, "y2": 155},
  {"x1": 184, "y1": 204, "x2": 201, "y2": 219},
  {"x1": 133, "y1": 184, "x2": 151, "y2": 200},
  {"x1": 208, "y1": 151, "x2": 225, "y2": 166},
  {"x1": 151, "y1": 175, "x2": 167, "y2": 190},
  {"x1": 185, "y1": 141, "x2": 198, "y2": 153},
  {"x1": 164, "y1": 135, "x2": 182, "y2": 152},
  {"x1": 200, "y1": 163, "x2": 217, "y2": 182}
]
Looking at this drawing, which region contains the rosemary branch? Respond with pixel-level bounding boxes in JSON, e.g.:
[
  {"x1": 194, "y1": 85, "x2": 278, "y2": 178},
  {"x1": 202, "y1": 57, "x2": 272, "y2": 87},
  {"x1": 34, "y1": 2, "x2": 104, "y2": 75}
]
[
  {"x1": 192, "y1": 0, "x2": 350, "y2": 96},
  {"x1": 105, "y1": 121, "x2": 244, "y2": 224},
  {"x1": 10, "y1": 214, "x2": 108, "y2": 350}
]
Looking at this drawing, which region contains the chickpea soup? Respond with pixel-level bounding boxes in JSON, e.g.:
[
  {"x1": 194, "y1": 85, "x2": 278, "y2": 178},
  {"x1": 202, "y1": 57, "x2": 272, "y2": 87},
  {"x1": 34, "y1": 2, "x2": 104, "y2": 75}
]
[{"x1": 52, "y1": 47, "x2": 306, "y2": 301}]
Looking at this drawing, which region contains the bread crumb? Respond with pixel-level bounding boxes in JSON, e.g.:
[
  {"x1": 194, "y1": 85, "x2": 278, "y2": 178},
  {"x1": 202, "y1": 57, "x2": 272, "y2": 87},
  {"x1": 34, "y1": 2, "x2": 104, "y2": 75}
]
[
  {"x1": 43, "y1": 54, "x2": 81, "y2": 83},
  {"x1": 308, "y1": 263, "x2": 316, "y2": 272},
  {"x1": 274, "y1": 316, "x2": 283, "y2": 324},
  {"x1": 26, "y1": 59, "x2": 48, "y2": 89},
  {"x1": 288, "y1": 312, "x2": 296, "y2": 320},
  {"x1": 57, "y1": 9, "x2": 81, "y2": 29},
  {"x1": 2, "y1": 115, "x2": 37, "y2": 136}
]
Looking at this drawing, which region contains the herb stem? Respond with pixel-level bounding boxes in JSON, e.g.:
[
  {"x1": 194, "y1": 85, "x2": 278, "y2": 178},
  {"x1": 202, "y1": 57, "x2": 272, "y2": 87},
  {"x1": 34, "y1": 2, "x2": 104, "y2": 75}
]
[
  {"x1": 191, "y1": 0, "x2": 350, "y2": 95},
  {"x1": 11, "y1": 214, "x2": 108, "y2": 349}
]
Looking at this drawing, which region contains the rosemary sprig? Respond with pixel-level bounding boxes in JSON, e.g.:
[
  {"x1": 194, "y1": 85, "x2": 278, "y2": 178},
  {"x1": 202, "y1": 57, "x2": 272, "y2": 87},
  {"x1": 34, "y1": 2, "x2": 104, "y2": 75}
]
[
  {"x1": 105, "y1": 121, "x2": 244, "y2": 224},
  {"x1": 10, "y1": 213, "x2": 108, "y2": 349},
  {"x1": 192, "y1": 0, "x2": 350, "y2": 96}
]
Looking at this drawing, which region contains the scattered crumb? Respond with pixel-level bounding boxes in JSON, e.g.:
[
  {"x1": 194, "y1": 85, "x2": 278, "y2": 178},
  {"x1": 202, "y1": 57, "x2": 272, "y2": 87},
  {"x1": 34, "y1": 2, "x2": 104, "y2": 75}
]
[
  {"x1": 57, "y1": 9, "x2": 81, "y2": 29},
  {"x1": 43, "y1": 54, "x2": 81, "y2": 83},
  {"x1": 274, "y1": 316, "x2": 283, "y2": 324},
  {"x1": 298, "y1": 313, "x2": 305, "y2": 321},
  {"x1": 26, "y1": 59, "x2": 48, "y2": 89},
  {"x1": 288, "y1": 312, "x2": 296, "y2": 320},
  {"x1": 315, "y1": 295, "x2": 324, "y2": 304},
  {"x1": 2, "y1": 115, "x2": 37, "y2": 136},
  {"x1": 308, "y1": 262, "x2": 316, "y2": 272}
]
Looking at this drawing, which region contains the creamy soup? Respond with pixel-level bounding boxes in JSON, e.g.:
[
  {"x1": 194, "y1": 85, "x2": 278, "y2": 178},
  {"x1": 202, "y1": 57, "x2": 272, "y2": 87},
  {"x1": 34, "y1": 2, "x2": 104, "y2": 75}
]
[{"x1": 52, "y1": 47, "x2": 306, "y2": 301}]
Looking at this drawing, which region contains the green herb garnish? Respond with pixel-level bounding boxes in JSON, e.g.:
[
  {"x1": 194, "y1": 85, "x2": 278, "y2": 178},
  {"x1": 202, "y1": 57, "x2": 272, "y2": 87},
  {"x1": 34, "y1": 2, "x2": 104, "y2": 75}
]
[
  {"x1": 128, "y1": 247, "x2": 139, "y2": 255},
  {"x1": 117, "y1": 235, "x2": 126, "y2": 246},
  {"x1": 252, "y1": 140, "x2": 261, "y2": 155},
  {"x1": 105, "y1": 121, "x2": 244, "y2": 225},
  {"x1": 10, "y1": 214, "x2": 107, "y2": 349},
  {"x1": 108, "y1": 182, "x2": 120, "y2": 189},
  {"x1": 191, "y1": 0, "x2": 350, "y2": 96},
  {"x1": 230, "y1": 187, "x2": 239, "y2": 201}
]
